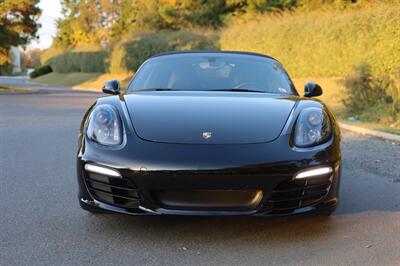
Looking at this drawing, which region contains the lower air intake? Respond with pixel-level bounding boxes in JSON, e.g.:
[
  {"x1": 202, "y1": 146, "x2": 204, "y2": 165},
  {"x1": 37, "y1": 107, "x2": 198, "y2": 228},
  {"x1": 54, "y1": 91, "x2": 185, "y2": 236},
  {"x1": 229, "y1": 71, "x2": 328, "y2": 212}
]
[
  {"x1": 155, "y1": 190, "x2": 263, "y2": 211},
  {"x1": 268, "y1": 173, "x2": 332, "y2": 213},
  {"x1": 85, "y1": 172, "x2": 140, "y2": 209}
]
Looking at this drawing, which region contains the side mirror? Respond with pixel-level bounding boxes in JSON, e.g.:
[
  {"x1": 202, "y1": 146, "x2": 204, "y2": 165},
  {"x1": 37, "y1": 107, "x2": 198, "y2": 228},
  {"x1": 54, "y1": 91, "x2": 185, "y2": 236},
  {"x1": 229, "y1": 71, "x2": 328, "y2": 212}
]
[
  {"x1": 102, "y1": 80, "x2": 120, "y2": 95},
  {"x1": 304, "y1": 82, "x2": 323, "y2": 97}
]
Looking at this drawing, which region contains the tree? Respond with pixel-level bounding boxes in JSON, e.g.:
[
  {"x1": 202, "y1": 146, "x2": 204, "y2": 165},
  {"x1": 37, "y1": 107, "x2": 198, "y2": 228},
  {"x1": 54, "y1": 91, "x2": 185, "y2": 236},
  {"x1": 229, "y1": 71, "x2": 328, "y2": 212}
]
[
  {"x1": 54, "y1": 0, "x2": 247, "y2": 47},
  {"x1": 0, "y1": 0, "x2": 41, "y2": 65},
  {"x1": 54, "y1": 0, "x2": 121, "y2": 48},
  {"x1": 21, "y1": 48, "x2": 41, "y2": 70},
  {"x1": 158, "y1": 0, "x2": 240, "y2": 29},
  {"x1": 54, "y1": 0, "x2": 361, "y2": 50}
]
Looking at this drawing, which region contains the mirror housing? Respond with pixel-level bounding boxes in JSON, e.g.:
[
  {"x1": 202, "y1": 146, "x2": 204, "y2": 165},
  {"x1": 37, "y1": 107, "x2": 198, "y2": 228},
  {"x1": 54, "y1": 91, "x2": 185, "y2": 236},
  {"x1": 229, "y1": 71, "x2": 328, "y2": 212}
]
[
  {"x1": 103, "y1": 80, "x2": 120, "y2": 95},
  {"x1": 304, "y1": 82, "x2": 323, "y2": 97}
]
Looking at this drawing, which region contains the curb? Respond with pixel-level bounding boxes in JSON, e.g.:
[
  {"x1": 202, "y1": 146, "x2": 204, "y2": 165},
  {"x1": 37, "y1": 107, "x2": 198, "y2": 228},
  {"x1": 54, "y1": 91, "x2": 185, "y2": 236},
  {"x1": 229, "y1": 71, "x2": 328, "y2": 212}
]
[{"x1": 339, "y1": 123, "x2": 400, "y2": 142}]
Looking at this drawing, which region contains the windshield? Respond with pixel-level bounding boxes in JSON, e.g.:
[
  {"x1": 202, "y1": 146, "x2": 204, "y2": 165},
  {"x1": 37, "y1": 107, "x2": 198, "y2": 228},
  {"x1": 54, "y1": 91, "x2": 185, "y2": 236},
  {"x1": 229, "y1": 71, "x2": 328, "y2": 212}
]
[{"x1": 127, "y1": 53, "x2": 296, "y2": 95}]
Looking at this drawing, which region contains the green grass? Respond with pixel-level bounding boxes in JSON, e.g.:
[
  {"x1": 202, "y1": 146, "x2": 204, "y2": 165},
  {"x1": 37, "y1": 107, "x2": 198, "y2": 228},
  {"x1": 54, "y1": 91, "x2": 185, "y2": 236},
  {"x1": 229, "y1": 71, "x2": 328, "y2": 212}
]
[
  {"x1": 31, "y1": 72, "x2": 132, "y2": 91},
  {"x1": 31, "y1": 72, "x2": 103, "y2": 87},
  {"x1": 220, "y1": 3, "x2": 400, "y2": 78}
]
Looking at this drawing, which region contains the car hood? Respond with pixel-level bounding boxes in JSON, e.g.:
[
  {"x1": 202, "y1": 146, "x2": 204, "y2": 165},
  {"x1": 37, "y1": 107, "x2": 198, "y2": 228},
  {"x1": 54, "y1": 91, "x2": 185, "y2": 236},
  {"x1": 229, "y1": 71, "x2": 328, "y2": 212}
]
[{"x1": 123, "y1": 92, "x2": 296, "y2": 145}]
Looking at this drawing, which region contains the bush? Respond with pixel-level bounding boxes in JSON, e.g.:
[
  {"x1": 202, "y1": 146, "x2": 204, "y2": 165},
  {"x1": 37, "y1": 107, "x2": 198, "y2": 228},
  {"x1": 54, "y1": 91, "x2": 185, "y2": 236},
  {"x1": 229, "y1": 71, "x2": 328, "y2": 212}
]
[
  {"x1": 46, "y1": 50, "x2": 109, "y2": 73},
  {"x1": 341, "y1": 63, "x2": 400, "y2": 125},
  {"x1": 0, "y1": 63, "x2": 13, "y2": 75},
  {"x1": 220, "y1": 4, "x2": 400, "y2": 77},
  {"x1": 383, "y1": 71, "x2": 400, "y2": 121},
  {"x1": 109, "y1": 31, "x2": 218, "y2": 73},
  {"x1": 341, "y1": 63, "x2": 387, "y2": 113},
  {"x1": 40, "y1": 47, "x2": 65, "y2": 65},
  {"x1": 30, "y1": 65, "x2": 53, "y2": 78}
]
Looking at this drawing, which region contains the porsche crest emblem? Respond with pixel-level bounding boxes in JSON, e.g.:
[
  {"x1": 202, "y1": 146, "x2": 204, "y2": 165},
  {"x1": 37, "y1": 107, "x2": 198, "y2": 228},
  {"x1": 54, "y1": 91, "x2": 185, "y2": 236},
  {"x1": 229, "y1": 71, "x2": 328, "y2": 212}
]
[{"x1": 202, "y1": 132, "x2": 212, "y2": 139}]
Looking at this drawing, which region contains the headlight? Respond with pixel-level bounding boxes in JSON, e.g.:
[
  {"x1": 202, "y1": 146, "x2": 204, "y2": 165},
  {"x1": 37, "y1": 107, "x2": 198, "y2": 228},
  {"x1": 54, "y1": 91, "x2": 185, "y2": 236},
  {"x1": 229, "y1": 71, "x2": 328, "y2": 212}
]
[
  {"x1": 294, "y1": 107, "x2": 332, "y2": 147},
  {"x1": 86, "y1": 104, "x2": 122, "y2": 146}
]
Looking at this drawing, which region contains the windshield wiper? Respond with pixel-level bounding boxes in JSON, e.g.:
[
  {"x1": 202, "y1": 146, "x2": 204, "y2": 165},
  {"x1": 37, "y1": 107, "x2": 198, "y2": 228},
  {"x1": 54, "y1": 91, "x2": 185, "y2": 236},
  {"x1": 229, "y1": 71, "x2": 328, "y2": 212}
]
[
  {"x1": 209, "y1": 89, "x2": 266, "y2": 93},
  {"x1": 134, "y1": 88, "x2": 175, "y2": 92}
]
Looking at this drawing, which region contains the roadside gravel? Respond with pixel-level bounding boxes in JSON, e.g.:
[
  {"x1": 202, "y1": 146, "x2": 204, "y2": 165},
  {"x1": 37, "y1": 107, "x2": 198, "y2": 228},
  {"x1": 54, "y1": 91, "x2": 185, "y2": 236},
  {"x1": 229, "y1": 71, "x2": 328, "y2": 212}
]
[{"x1": 341, "y1": 130, "x2": 400, "y2": 182}]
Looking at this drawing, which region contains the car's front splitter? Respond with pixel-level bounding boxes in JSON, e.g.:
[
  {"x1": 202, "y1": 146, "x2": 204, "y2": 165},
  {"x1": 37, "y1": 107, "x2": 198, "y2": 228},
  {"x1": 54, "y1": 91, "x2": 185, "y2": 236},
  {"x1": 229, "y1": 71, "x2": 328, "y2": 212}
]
[{"x1": 79, "y1": 196, "x2": 339, "y2": 216}]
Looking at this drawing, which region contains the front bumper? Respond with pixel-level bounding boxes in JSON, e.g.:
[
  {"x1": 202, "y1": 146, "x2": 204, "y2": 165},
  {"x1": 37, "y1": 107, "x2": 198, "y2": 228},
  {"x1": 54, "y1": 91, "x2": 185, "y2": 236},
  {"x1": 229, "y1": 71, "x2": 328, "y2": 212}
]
[{"x1": 77, "y1": 133, "x2": 341, "y2": 216}]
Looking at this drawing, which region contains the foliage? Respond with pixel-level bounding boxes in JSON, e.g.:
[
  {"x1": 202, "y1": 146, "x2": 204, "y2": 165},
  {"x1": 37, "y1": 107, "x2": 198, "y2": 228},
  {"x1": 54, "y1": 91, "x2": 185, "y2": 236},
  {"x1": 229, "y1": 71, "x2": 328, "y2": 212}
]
[
  {"x1": 297, "y1": 0, "x2": 361, "y2": 10},
  {"x1": 342, "y1": 62, "x2": 399, "y2": 125},
  {"x1": 21, "y1": 48, "x2": 41, "y2": 70},
  {"x1": 153, "y1": 0, "x2": 241, "y2": 29},
  {"x1": 48, "y1": 1, "x2": 399, "y2": 79},
  {"x1": 245, "y1": 0, "x2": 296, "y2": 12},
  {"x1": 0, "y1": 63, "x2": 13, "y2": 75},
  {"x1": 54, "y1": 0, "x2": 117, "y2": 48},
  {"x1": 53, "y1": 0, "x2": 307, "y2": 48},
  {"x1": 46, "y1": 31, "x2": 217, "y2": 74},
  {"x1": 40, "y1": 47, "x2": 65, "y2": 64},
  {"x1": 52, "y1": 0, "x2": 372, "y2": 49},
  {"x1": 341, "y1": 63, "x2": 387, "y2": 113},
  {"x1": 109, "y1": 31, "x2": 218, "y2": 73},
  {"x1": 30, "y1": 65, "x2": 53, "y2": 78},
  {"x1": 382, "y1": 71, "x2": 400, "y2": 120},
  {"x1": 220, "y1": 3, "x2": 400, "y2": 77},
  {"x1": 46, "y1": 51, "x2": 109, "y2": 73},
  {"x1": 0, "y1": 0, "x2": 41, "y2": 64}
]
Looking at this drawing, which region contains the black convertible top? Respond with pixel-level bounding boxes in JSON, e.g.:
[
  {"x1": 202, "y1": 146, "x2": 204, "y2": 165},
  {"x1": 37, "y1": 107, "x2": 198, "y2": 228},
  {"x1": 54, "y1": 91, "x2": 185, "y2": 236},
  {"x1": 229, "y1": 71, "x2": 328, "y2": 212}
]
[{"x1": 150, "y1": 50, "x2": 280, "y2": 62}]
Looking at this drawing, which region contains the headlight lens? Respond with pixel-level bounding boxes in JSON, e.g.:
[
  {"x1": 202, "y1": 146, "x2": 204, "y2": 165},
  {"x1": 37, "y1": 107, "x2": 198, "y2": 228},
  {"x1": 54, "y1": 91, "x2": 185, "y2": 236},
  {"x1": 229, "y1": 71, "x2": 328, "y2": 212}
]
[
  {"x1": 294, "y1": 107, "x2": 332, "y2": 147},
  {"x1": 86, "y1": 104, "x2": 122, "y2": 146}
]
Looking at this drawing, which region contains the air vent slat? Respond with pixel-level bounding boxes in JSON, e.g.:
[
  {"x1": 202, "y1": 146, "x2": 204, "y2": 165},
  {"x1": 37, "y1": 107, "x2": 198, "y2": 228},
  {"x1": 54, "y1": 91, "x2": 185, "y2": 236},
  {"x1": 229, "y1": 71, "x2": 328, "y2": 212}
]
[
  {"x1": 90, "y1": 188, "x2": 139, "y2": 201},
  {"x1": 268, "y1": 176, "x2": 332, "y2": 213},
  {"x1": 269, "y1": 191, "x2": 326, "y2": 203},
  {"x1": 87, "y1": 178, "x2": 137, "y2": 191},
  {"x1": 84, "y1": 172, "x2": 140, "y2": 209}
]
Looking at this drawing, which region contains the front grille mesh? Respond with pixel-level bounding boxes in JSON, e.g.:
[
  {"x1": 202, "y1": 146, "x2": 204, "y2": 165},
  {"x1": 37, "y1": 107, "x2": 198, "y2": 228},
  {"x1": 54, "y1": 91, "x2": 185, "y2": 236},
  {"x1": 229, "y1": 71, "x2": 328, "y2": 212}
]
[
  {"x1": 85, "y1": 172, "x2": 140, "y2": 209},
  {"x1": 268, "y1": 174, "x2": 332, "y2": 213}
]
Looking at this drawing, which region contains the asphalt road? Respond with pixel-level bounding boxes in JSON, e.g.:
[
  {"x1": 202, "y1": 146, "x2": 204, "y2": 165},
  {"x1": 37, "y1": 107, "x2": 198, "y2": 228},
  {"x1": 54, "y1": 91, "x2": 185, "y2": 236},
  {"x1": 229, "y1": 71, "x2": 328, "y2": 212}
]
[{"x1": 1, "y1": 78, "x2": 400, "y2": 265}]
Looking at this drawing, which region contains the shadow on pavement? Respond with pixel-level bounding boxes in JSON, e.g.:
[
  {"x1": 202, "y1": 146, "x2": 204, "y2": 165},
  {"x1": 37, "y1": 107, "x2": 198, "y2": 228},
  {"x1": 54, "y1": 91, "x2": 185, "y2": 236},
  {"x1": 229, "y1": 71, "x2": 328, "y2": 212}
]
[{"x1": 84, "y1": 213, "x2": 336, "y2": 244}]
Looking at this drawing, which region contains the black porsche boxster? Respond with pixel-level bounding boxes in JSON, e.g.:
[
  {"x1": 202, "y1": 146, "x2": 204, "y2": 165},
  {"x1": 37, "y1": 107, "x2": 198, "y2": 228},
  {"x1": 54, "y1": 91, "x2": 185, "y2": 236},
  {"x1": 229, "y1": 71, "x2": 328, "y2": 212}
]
[{"x1": 77, "y1": 51, "x2": 341, "y2": 216}]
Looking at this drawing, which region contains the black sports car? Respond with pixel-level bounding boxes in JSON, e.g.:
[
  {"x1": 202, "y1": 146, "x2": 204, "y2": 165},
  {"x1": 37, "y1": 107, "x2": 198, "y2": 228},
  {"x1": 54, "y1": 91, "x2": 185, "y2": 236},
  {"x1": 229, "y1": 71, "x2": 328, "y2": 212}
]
[{"x1": 77, "y1": 51, "x2": 341, "y2": 216}]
